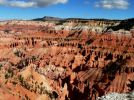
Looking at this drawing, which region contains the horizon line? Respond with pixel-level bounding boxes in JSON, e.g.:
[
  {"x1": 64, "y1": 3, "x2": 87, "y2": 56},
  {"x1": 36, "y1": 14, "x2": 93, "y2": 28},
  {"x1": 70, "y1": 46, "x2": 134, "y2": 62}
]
[{"x1": 0, "y1": 16, "x2": 134, "y2": 21}]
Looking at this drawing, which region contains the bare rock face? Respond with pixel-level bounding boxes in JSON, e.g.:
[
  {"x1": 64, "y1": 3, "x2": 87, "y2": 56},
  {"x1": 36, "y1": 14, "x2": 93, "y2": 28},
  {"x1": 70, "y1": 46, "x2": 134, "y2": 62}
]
[
  {"x1": 98, "y1": 92, "x2": 134, "y2": 100},
  {"x1": 0, "y1": 19, "x2": 134, "y2": 100}
]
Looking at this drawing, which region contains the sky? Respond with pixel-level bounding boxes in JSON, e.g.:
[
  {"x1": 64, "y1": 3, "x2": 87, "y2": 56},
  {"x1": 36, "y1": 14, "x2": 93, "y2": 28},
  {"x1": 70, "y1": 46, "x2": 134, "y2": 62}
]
[{"x1": 0, "y1": 0, "x2": 134, "y2": 20}]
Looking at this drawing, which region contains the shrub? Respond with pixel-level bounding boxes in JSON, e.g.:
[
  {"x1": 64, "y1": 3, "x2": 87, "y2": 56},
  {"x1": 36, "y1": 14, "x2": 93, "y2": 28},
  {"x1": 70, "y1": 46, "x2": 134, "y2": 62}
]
[{"x1": 0, "y1": 64, "x2": 3, "y2": 70}]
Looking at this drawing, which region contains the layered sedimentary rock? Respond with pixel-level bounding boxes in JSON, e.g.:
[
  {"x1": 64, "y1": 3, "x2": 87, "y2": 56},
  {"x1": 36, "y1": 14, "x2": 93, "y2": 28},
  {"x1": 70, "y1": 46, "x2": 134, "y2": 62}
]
[{"x1": 0, "y1": 18, "x2": 134, "y2": 100}]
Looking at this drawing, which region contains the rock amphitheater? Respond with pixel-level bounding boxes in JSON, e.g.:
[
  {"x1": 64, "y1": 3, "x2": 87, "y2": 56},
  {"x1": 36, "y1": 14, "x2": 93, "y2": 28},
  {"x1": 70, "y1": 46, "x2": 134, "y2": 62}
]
[{"x1": 0, "y1": 18, "x2": 134, "y2": 100}]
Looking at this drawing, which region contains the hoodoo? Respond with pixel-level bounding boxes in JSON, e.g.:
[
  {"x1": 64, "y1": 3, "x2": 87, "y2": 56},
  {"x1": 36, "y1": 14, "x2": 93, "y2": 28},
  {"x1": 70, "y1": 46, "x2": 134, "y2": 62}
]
[{"x1": 0, "y1": 18, "x2": 134, "y2": 100}]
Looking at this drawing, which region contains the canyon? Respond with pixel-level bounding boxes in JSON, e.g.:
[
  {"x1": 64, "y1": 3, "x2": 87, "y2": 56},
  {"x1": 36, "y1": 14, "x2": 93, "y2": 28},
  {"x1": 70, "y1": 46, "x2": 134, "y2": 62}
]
[{"x1": 0, "y1": 18, "x2": 134, "y2": 100}]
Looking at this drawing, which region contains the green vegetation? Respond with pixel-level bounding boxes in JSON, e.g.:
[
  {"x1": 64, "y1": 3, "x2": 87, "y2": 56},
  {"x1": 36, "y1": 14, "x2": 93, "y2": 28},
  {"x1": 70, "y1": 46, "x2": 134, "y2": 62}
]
[
  {"x1": 25, "y1": 94, "x2": 30, "y2": 100},
  {"x1": 78, "y1": 44, "x2": 83, "y2": 49},
  {"x1": 5, "y1": 73, "x2": 10, "y2": 79},
  {"x1": 18, "y1": 75, "x2": 24, "y2": 83},
  {"x1": 0, "y1": 64, "x2": 3, "y2": 70},
  {"x1": 107, "y1": 18, "x2": 134, "y2": 31},
  {"x1": 18, "y1": 77, "x2": 58, "y2": 99},
  {"x1": 31, "y1": 56, "x2": 37, "y2": 61},
  {"x1": 5, "y1": 68, "x2": 14, "y2": 79},
  {"x1": 17, "y1": 58, "x2": 29, "y2": 69},
  {"x1": 86, "y1": 39, "x2": 94, "y2": 45},
  {"x1": 14, "y1": 50, "x2": 22, "y2": 57}
]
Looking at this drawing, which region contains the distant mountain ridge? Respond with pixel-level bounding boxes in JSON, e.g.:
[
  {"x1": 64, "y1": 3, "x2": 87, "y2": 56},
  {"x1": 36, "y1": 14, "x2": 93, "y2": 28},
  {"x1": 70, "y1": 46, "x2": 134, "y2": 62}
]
[
  {"x1": 33, "y1": 16, "x2": 63, "y2": 21},
  {"x1": 32, "y1": 16, "x2": 123, "y2": 21}
]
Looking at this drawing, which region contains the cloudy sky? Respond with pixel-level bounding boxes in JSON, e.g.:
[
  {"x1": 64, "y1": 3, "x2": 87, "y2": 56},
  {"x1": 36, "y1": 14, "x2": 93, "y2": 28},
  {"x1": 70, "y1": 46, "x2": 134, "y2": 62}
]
[{"x1": 0, "y1": 0, "x2": 133, "y2": 20}]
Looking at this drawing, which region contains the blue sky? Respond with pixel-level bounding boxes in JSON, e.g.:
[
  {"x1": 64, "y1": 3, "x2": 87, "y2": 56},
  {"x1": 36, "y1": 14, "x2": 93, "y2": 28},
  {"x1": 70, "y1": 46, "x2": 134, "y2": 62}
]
[{"x1": 0, "y1": 0, "x2": 134, "y2": 20}]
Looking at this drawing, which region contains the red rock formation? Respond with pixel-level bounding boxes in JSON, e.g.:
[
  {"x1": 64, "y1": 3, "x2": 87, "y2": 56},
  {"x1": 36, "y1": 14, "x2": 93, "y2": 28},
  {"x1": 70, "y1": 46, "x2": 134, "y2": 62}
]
[{"x1": 0, "y1": 20, "x2": 134, "y2": 100}]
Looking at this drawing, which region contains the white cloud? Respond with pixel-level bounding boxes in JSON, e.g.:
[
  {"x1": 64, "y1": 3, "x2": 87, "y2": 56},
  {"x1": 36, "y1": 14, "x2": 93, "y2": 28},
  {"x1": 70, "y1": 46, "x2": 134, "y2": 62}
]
[
  {"x1": 0, "y1": 0, "x2": 68, "y2": 8},
  {"x1": 95, "y1": 0, "x2": 129, "y2": 9},
  {"x1": 9, "y1": 1, "x2": 36, "y2": 8}
]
